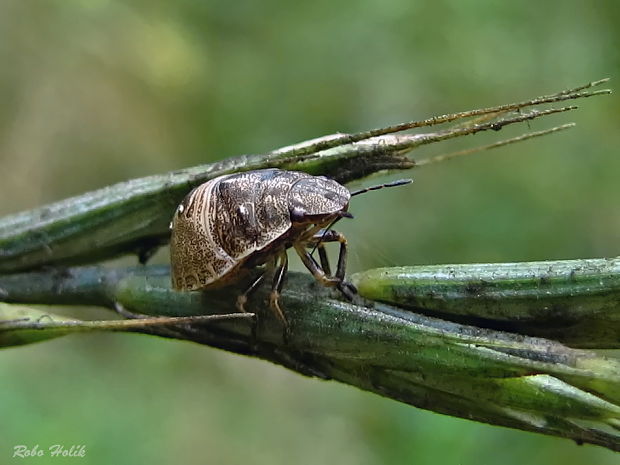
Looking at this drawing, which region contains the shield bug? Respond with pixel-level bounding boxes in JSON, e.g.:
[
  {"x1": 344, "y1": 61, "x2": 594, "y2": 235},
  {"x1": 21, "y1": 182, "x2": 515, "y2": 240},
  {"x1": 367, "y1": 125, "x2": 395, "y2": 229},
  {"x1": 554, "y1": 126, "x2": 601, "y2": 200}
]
[{"x1": 169, "y1": 168, "x2": 410, "y2": 326}]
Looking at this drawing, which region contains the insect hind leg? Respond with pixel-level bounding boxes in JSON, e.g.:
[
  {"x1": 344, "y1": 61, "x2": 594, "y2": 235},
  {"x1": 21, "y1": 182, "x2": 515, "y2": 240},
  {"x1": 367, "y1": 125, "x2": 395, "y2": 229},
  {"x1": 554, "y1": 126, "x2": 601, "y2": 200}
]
[
  {"x1": 236, "y1": 271, "x2": 267, "y2": 313},
  {"x1": 269, "y1": 251, "x2": 289, "y2": 329}
]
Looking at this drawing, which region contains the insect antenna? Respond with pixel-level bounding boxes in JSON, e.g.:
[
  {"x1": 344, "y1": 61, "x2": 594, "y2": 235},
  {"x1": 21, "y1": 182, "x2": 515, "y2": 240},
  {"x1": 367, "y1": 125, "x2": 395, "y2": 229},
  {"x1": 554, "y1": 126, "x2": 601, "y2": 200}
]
[
  {"x1": 310, "y1": 178, "x2": 413, "y2": 260},
  {"x1": 349, "y1": 178, "x2": 413, "y2": 197}
]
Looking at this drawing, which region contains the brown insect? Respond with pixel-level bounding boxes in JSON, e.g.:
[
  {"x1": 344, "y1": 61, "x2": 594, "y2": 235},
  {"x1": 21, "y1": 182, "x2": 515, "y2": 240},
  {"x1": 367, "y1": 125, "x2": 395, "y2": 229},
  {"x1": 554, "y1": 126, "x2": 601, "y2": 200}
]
[{"x1": 170, "y1": 168, "x2": 410, "y2": 326}]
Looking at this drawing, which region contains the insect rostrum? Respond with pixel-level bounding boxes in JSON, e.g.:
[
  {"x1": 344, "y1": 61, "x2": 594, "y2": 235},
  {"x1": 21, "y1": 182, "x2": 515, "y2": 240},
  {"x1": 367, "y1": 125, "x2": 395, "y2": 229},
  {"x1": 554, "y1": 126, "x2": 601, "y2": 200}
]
[{"x1": 169, "y1": 168, "x2": 396, "y2": 326}]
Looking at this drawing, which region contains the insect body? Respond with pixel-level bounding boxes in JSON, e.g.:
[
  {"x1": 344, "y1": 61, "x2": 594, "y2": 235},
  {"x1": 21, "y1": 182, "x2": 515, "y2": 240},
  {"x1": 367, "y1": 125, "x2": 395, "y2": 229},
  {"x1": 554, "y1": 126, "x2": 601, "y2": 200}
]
[{"x1": 170, "y1": 168, "x2": 409, "y2": 326}]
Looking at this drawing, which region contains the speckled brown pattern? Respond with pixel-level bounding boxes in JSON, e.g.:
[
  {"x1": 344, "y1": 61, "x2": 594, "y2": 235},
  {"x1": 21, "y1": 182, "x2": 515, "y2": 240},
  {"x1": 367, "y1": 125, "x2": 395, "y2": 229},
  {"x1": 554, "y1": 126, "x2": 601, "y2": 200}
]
[{"x1": 169, "y1": 169, "x2": 350, "y2": 291}]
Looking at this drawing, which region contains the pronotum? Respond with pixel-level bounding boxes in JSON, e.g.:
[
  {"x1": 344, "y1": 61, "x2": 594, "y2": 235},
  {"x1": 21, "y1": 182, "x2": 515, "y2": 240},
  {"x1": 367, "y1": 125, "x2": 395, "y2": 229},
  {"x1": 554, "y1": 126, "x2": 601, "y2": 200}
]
[{"x1": 169, "y1": 168, "x2": 411, "y2": 326}]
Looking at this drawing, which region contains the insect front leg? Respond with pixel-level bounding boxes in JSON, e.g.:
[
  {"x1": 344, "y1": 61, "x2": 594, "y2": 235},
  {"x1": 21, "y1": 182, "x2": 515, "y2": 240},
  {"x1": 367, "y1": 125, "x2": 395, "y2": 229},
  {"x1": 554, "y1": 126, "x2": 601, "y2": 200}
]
[
  {"x1": 306, "y1": 230, "x2": 357, "y2": 296},
  {"x1": 316, "y1": 243, "x2": 332, "y2": 276},
  {"x1": 305, "y1": 229, "x2": 344, "y2": 278},
  {"x1": 301, "y1": 226, "x2": 333, "y2": 275},
  {"x1": 294, "y1": 236, "x2": 357, "y2": 300}
]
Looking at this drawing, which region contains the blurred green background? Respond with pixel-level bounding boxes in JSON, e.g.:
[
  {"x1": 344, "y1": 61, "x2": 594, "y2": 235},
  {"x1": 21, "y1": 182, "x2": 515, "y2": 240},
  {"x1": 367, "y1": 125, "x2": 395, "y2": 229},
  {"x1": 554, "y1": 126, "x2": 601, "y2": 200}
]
[{"x1": 1, "y1": 0, "x2": 619, "y2": 463}]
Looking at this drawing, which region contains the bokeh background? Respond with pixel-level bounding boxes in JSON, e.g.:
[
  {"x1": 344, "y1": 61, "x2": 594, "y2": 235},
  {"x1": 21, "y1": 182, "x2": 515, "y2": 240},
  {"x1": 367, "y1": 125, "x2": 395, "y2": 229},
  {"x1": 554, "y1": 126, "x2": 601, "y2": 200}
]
[{"x1": 1, "y1": 1, "x2": 619, "y2": 464}]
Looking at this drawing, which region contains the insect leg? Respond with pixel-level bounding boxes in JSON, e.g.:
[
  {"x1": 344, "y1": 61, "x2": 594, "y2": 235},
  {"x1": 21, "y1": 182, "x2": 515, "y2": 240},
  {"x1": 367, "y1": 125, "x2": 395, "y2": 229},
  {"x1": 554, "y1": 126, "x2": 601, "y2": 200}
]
[
  {"x1": 294, "y1": 242, "x2": 355, "y2": 301},
  {"x1": 317, "y1": 245, "x2": 331, "y2": 276},
  {"x1": 321, "y1": 231, "x2": 357, "y2": 298},
  {"x1": 114, "y1": 302, "x2": 254, "y2": 339},
  {"x1": 269, "y1": 251, "x2": 289, "y2": 328},
  {"x1": 136, "y1": 237, "x2": 164, "y2": 265},
  {"x1": 236, "y1": 271, "x2": 267, "y2": 313},
  {"x1": 327, "y1": 231, "x2": 347, "y2": 281},
  {"x1": 305, "y1": 230, "x2": 357, "y2": 298},
  {"x1": 306, "y1": 229, "x2": 339, "y2": 276}
]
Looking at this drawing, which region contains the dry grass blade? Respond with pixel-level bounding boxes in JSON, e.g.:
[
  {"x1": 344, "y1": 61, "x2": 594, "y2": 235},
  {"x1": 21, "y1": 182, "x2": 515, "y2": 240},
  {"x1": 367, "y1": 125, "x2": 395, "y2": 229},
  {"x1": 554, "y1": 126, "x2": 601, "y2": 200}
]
[{"x1": 417, "y1": 123, "x2": 576, "y2": 166}]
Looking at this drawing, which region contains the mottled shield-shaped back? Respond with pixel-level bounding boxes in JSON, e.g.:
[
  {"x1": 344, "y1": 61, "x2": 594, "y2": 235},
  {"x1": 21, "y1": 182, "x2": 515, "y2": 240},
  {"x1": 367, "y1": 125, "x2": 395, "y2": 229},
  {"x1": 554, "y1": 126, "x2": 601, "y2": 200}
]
[{"x1": 170, "y1": 169, "x2": 314, "y2": 290}]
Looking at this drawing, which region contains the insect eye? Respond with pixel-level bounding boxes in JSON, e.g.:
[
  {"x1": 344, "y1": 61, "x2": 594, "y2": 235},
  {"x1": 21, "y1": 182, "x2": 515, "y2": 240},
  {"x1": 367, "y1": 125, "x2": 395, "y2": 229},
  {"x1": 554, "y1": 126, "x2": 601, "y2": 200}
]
[{"x1": 290, "y1": 206, "x2": 306, "y2": 222}]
